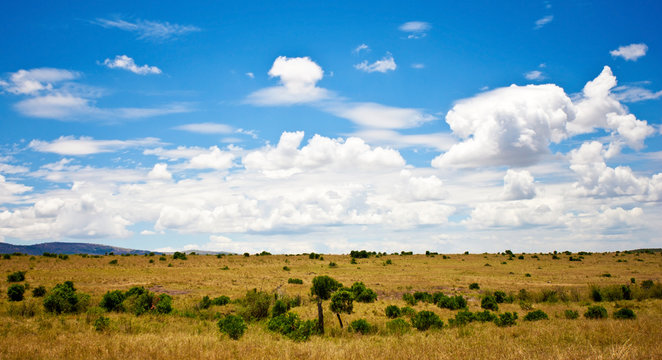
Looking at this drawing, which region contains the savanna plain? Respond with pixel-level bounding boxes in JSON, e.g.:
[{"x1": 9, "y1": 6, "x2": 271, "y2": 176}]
[{"x1": 1, "y1": 249, "x2": 661, "y2": 360}]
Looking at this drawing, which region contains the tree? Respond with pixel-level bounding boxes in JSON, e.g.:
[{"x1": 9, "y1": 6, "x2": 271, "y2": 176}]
[
  {"x1": 329, "y1": 290, "x2": 353, "y2": 328},
  {"x1": 310, "y1": 275, "x2": 342, "y2": 334}
]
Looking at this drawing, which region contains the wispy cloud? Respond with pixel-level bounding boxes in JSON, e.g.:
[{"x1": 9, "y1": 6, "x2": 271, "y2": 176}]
[
  {"x1": 534, "y1": 15, "x2": 553, "y2": 29},
  {"x1": 102, "y1": 55, "x2": 161, "y2": 75},
  {"x1": 525, "y1": 70, "x2": 545, "y2": 81},
  {"x1": 0, "y1": 68, "x2": 78, "y2": 95},
  {"x1": 353, "y1": 43, "x2": 370, "y2": 54},
  {"x1": 610, "y1": 43, "x2": 648, "y2": 61},
  {"x1": 613, "y1": 85, "x2": 662, "y2": 103},
  {"x1": 399, "y1": 21, "x2": 431, "y2": 39},
  {"x1": 95, "y1": 17, "x2": 200, "y2": 41},
  {"x1": 29, "y1": 136, "x2": 161, "y2": 156},
  {"x1": 354, "y1": 54, "x2": 397, "y2": 73},
  {"x1": 174, "y1": 123, "x2": 234, "y2": 134}
]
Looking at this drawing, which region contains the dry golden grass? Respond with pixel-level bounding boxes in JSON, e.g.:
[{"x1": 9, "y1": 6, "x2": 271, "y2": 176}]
[{"x1": 1, "y1": 251, "x2": 661, "y2": 359}]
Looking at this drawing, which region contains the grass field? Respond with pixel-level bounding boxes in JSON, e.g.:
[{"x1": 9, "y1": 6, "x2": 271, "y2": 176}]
[{"x1": 1, "y1": 250, "x2": 661, "y2": 359}]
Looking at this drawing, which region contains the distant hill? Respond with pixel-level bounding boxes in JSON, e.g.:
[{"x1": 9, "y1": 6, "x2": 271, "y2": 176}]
[{"x1": 0, "y1": 242, "x2": 151, "y2": 255}]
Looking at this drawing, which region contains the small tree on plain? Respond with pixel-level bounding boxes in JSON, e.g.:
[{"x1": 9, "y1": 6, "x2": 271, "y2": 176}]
[
  {"x1": 329, "y1": 290, "x2": 353, "y2": 328},
  {"x1": 310, "y1": 275, "x2": 342, "y2": 334}
]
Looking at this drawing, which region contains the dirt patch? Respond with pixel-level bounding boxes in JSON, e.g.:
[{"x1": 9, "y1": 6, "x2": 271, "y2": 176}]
[{"x1": 149, "y1": 285, "x2": 190, "y2": 295}]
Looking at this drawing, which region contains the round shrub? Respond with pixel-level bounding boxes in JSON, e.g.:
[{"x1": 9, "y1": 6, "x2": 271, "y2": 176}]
[
  {"x1": 43, "y1": 281, "x2": 89, "y2": 314},
  {"x1": 100, "y1": 290, "x2": 126, "y2": 312},
  {"x1": 386, "y1": 318, "x2": 411, "y2": 335},
  {"x1": 613, "y1": 308, "x2": 636, "y2": 319},
  {"x1": 218, "y1": 314, "x2": 247, "y2": 340},
  {"x1": 469, "y1": 282, "x2": 480, "y2": 290},
  {"x1": 8, "y1": 284, "x2": 25, "y2": 301},
  {"x1": 211, "y1": 295, "x2": 230, "y2": 306},
  {"x1": 524, "y1": 309, "x2": 548, "y2": 321},
  {"x1": 93, "y1": 316, "x2": 111, "y2": 332},
  {"x1": 400, "y1": 306, "x2": 416, "y2": 317},
  {"x1": 481, "y1": 295, "x2": 499, "y2": 311},
  {"x1": 584, "y1": 305, "x2": 607, "y2": 319},
  {"x1": 349, "y1": 319, "x2": 375, "y2": 334},
  {"x1": 198, "y1": 295, "x2": 212, "y2": 310},
  {"x1": 402, "y1": 293, "x2": 417, "y2": 306},
  {"x1": 494, "y1": 312, "x2": 518, "y2": 327},
  {"x1": 272, "y1": 299, "x2": 288, "y2": 318},
  {"x1": 32, "y1": 285, "x2": 47, "y2": 298},
  {"x1": 564, "y1": 309, "x2": 579, "y2": 319},
  {"x1": 153, "y1": 294, "x2": 172, "y2": 314},
  {"x1": 385, "y1": 305, "x2": 401, "y2": 318},
  {"x1": 7, "y1": 271, "x2": 26, "y2": 282},
  {"x1": 474, "y1": 310, "x2": 497, "y2": 322},
  {"x1": 411, "y1": 310, "x2": 443, "y2": 331}
]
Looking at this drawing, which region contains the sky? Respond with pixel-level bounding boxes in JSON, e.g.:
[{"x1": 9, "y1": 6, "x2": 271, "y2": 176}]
[{"x1": 1, "y1": 1, "x2": 661, "y2": 254}]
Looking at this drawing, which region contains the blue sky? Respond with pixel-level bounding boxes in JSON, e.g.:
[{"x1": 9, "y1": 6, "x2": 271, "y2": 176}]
[{"x1": 1, "y1": 1, "x2": 661, "y2": 253}]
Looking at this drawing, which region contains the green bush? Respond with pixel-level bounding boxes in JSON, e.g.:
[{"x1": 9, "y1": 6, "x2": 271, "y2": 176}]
[
  {"x1": 386, "y1": 318, "x2": 411, "y2": 335},
  {"x1": 100, "y1": 290, "x2": 126, "y2": 312},
  {"x1": 564, "y1": 309, "x2": 579, "y2": 319},
  {"x1": 94, "y1": 316, "x2": 111, "y2": 332},
  {"x1": 494, "y1": 312, "x2": 518, "y2": 327},
  {"x1": 123, "y1": 287, "x2": 154, "y2": 315},
  {"x1": 173, "y1": 252, "x2": 187, "y2": 260},
  {"x1": 108, "y1": 259, "x2": 118, "y2": 265},
  {"x1": 7, "y1": 271, "x2": 26, "y2": 282},
  {"x1": 613, "y1": 308, "x2": 636, "y2": 319},
  {"x1": 198, "y1": 295, "x2": 212, "y2": 310},
  {"x1": 272, "y1": 299, "x2": 288, "y2": 317},
  {"x1": 350, "y1": 282, "x2": 378, "y2": 303},
  {"x1": 8, "y1": 284, "x2": 25, "y2": 301},
  {"x1": 402, "y1": 293, "x2": 417, "y2": 306},
  {"x1": 385, "y1": 305, "x2": 401, "y2": 318},
  {"x1": 590, "y1": 286, "x2": 603, "y2": 302},
  {"x1": 218, "y1": 314, "x2": 247, "y2": 340},
  {"x1": 211, "y1": 295, "x2": 230, "y2": 306},
  {"x1": 43, "y1": 281, "x2": 89, "y2": 314},
  {"x1": 481, "y1": 295, "x2": 499, "y2": 311},
  {"x1": 437, "y1": 294, "x2": 467, "y2": 310},
  {"x1": 349, "y1": 319, "x2": 375, "y2": 334},
  {"x1": 239, "y1": 289, "x2": 271, "y2": 321},
  {"x1": 474, "y1": 310, "x2": 497, "y2": 322},
  {"x1": 469, "y1": 282, "x2": 480, "y2": 290},
  {"x1": 32, "y1": 285, "x2": 47, "y2": 298},
  {"x1": 267, "y1": 312, "x2": 318, "y2": 341},
  {"x1": 400, "y1": 306, "x2": 416, "y2": 317},
  {"x1": 282, "y1": 266, "x2": 290, "y2": 271},
  {"x1": 584, "y1": 305, "x2": 607, "y2": 319},
  {"x1": 493, "y1": 291, "x2": 509, "y2": 303},
  {"x1": 641, "y1": 280, "x2": 654, "y2": 289},
  {"x1": 153, "y1": 294, "x2": 172, "y2": 314},
  {"x1": 448, "y1": 310, "x2": 476, "y2": 327},
  {"x1": 411, "y1": 310, "x2": 443, "y2": 331},
  {"x1": 288, "y1": 278, "x2": 303, "y2": 285},
  {"x1": 523, "y1": 309, "x2": 548, "y2": 321},
  {"x1": 413, "y1": 291, "x2": 433, "y2": 303}
]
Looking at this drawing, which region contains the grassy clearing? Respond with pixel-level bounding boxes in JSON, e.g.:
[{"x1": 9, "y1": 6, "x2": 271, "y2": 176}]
[{"x1": 1, "y1": 250, "x2": 661, "y2": 359}]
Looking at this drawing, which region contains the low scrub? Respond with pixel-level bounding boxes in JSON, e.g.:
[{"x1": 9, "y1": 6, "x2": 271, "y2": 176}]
[
  {"x1": 584, "y1": 305, "x2": 608, "y2": 319},
  {"x1": 7, "y1": 284, "x2": 25, "y2": 302},
  {"x1": 218, "y1": 314, "x2": 247, "y2": 340},
  {"x1": 613, "y1": 308, "x2": 636, "y2": 319},
  {"x1": 7, "y1": 271, "x2": 26, "y2": 282},
  {"x1": 44, "y1": 281, "x2": 90, "y2": 314},
  {"x1": 99, "y1": 287, "x2": 171, "y2": 315},
  {"x1": 267, "y1": 312, "x2": 318, "y2": 341},
  {"x1": 564, "y1": 309, "x2": 579, "y2": 319},
  {"x1": 385, "y1": 305, "x2": 401, "y2": 318},
  {"x1": 494, "y1": 312, "x2": 518, "y2": 327},
  {"x1": 238, "y1": 289, "x2": 271, "y2": 321},
  {"x1": 386, "y1": 318, "x2": 411, "y2": 335},
  {"x1": 523, "y1": 309, "x2": 548, "y2": 321},
  {"x1": 350, "y1": 282, "x2": 377, "y2": 303},
  {"x1": 288, "y1": 278, "x2": 303, "y2": 284},
  {"x1": 411, "y1": 310, "x2": 443, "y2": 331},
  {"x1": 349, "y1": 319, "x2": 375, "y2": 334},
  {"x1": 481, "y1": 295, "x2": 499, "y2": 311}
]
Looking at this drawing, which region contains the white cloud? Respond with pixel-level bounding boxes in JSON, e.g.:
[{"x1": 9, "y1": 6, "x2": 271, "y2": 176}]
[
  {"x1": 245, "y1": 56, "x2": 331, "y2": 105},
  {"x1": 399, "y1": 21, "x2": 431, "y2": 38},
  {"x1": 327, "y1": 102, "x2": 436, "y2": 129},
  {"x1": 174, "y1": 123, "x2": 234, "y2": 134},
  {"x1": 534, "y1": 15, "x2": 553, "y2": 29},
  {"x1": 0, "y1": 68, "x2": 78, "y2": 95},
  {"x1": 411, "y1": 63, "x2": 425, "y2": 69},
  {"x1": 354, "y1": 54, "x2": 397, "y2": 73},
  {"x1": 29, "y1": 136, "x2": 161, "y2": 155},
  {"x1": 432, "y1": 83, "x2": 573, "y2": 168},
  {"x1": 349, "y1": 129, "x2": 456, "y2": 151},
  {"x1": 0, "y1": 175, "x2": 32, "y2": 203},
  {"x1": 353, "y1": 44, "x2": 370, "y2": 54},
  {"x1": 95, "y1": 17, "x2": 200, "y2": 41},
  {"x1": 245, "y1": 72, "x2": 254, "y2": 79},
  {"x1": 502, "y1": 169, "x2": 537, "y2": 200},
  {"x1": 243, "y1": 131, "x2": 405, "y2": 177},
  {"x1": 613, "y1": 85, "x2": 662, "y2": 103},
  {"x1": 525, "y1": 70, "x2": 544, "y2": 81},
  {"x1": 103, "y1": 55, "x2": 162, "y2": 75},
  {"x1": 148, "y1": 163, "x2": 172, "y2": 181},
  {"x1": 187, "y1": 146, "x2": 235, "y2": 170},
  {"x1": 610, "y1": 43, "x2": 648, "y2": 61},
  {"x1": 433, "y1": 66, "x2": 655, "y2": 168}
]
